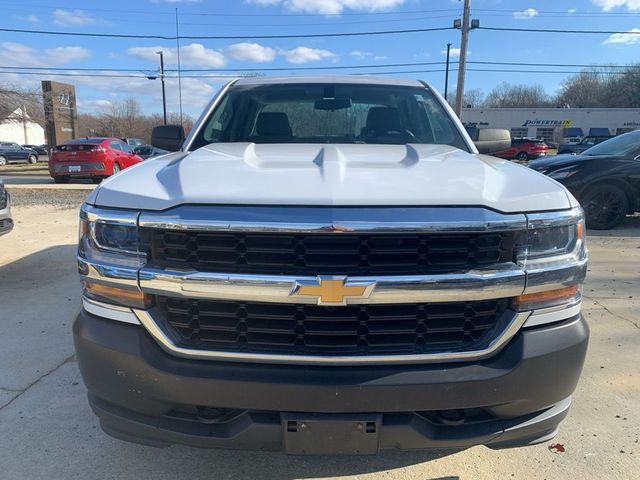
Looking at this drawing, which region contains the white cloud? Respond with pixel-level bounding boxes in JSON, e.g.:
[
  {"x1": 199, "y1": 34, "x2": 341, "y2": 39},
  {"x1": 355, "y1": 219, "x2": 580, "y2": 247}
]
[
  {"x1": 223, "y1": 43, "x2": 276, "y2": 62},
  {"x1": 568, "y1": 8, "x2": 577, "y2": 13},
  {"x1": 246, "y1": 0, "x2": 406, "y2": 15},
  {"x1": 513, "y1": 8, "x2": 539, "y2": 19},
  {"x1": 592, "y1": 0, "x2": 640, "y2": 10},
  {"x1": 76, "y1": 99, "x2": 114, "y2": 111},
  {"x1": 350, "y1": 50, "x2": 373, "y2": 58},
  {"x1": 0, "y1": 42, "x2": 90, "y2": 67},
  {"x1": 603, "y1": 27, "x2": 640, "y2": 44},
  {"x1": 52, "y1": 9, "x2": 97, "y2": 26},
  {"x1": 44, "y1": 46, "x2": 91, "y2": 63},
  {"x1": 373, "y1": 55, "x2": 387, "y2": 60},
  {"x1": 279, "y1": 46, "x2": 336, "y2": 63},
  {"x1": 127, "y1": 43, "x2": 226, "y2": 67},
  {"x1": 442, "y1": 47, "x2": 461, "y2": 57},
  {"x1": 17, "y1": 14, "x2": 40, "y2": 23}
]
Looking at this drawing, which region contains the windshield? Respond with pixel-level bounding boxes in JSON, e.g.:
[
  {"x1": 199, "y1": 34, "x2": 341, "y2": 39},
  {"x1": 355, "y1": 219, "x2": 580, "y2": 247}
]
[
  {"x1": 582, "y1": 131, "x2": 640, "y2": 157},
  {"x1": 191, "y1": 83, "x2": 469, "y2": 150}
]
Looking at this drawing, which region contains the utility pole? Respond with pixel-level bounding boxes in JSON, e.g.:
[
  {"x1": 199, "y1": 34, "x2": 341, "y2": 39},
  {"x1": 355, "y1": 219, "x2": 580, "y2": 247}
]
[
  {"x1": 454, "y1": 0, "x2": 471, "y2": 119},
  {"x1": 444, "y1": 43, "x2": 452, "y2": 101},
  {"x1": 22, "y1": 104, "x2": 28, "y2": 143},
  {"x1": 156, "y1": 51, "x2": 167, "y2": 125}
]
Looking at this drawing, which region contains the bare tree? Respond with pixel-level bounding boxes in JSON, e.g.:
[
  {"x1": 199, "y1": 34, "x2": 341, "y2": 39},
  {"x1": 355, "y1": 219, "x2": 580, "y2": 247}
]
[
  {"x1": 0, "y1": 85, "x2": 46, "y2": 127},
  {"x1": 484, "y1": 83, "x2": 551, "y2": 108},
  {"x1": 557, "y1": 65, "x2": 640, "y2": 108},
  {"x1": 447, "y1": 88, "x2": 485, "y2": 109}
]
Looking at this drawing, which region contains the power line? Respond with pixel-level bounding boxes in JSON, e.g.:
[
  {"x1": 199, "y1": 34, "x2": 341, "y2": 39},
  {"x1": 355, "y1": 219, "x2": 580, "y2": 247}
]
[
  {"x1": 480, "y1": 26, "x2": 640, "y2": 35},
  {"x1": 2, "y1": 68, "x2": 639, "y2": 79},
  {"x1": 3, "y1": 60, "x2": 640, "y2": 74},
  {"x1": 0, "y1": 25, "x2": 453, "y2": 40},
  {"x1": 474, "y1": 8, "x2": 640, "y2": 16},
  {"x1": 0, "y1": 2, "x2": 460, "y2": 17}
]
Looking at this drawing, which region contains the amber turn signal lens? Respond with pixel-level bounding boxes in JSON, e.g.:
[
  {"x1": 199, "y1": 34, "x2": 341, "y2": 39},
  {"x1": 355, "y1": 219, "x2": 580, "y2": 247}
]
[
  {"x1": 83, "y1": 282, "x2": 151, "y2": 309},
  {"x1": 513, "y1": 285, "x2": 580, "y2": 311}
]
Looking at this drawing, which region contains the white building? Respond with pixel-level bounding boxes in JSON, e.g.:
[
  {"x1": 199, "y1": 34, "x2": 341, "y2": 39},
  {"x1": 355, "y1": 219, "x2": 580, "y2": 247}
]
[
  {"x1": 462, "y1": 107, "x2": 640, "y2": 144},
  {"x1": 0, "y1": 106, "x2": 46, "y2": 145}
]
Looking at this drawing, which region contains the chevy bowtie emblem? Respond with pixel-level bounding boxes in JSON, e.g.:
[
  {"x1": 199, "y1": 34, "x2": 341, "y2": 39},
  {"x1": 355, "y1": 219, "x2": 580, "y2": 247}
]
[{"x1": 291, "y1": 276, "x2": 376, "y2": 306}]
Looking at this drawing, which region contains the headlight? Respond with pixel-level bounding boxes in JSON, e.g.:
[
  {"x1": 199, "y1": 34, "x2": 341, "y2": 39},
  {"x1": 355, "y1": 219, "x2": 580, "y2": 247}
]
[
  {"x1": 515, "y1": 208, "x2": 587, "y2": 312},
  {"x1": 526, "y1": 222, "x2": 582, "y2": 259},
  {"x1": 547, "y1": 168, "x2": 578, "y2": 180},
  {"x1": 78, "y1": 204, "x2": 151, "y2": 309},
  {"x1": 79, "y1": 205, "x2": 146, "y2": 267}
]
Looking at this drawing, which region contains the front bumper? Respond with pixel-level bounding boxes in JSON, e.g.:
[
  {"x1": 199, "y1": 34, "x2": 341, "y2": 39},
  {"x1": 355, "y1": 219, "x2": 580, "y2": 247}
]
[{"x1": 74, "y1": 309, "x2": 589, "y2": 453}]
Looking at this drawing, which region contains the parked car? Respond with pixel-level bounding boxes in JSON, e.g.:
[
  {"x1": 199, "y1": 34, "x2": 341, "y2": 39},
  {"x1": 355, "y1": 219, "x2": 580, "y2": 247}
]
[
  {"x1": 0, "y1": 180, "x2": 13, "y2": 236},
  {"x1": 22, "y1": 144, "x2": 50, "y2": 156},
  {"x1": 122, "y1": 138, "x2": 144, "y2": 148},
  {"x1": 48, "y1": 137, "x2": 143, "y2": 184},
  {"x1": 558, "y1": 135, "x2": 613, "y2": 155},
  {"x1": 74, "y1": 76, "x2": 589, "y2": 454},
  {"x1": 493, "y1": 138, "x2": 548, "y2": 161},
  {"x1": 132, "y1": 144, "x2": 169, "y2": 160},
  {"x1": 0, "y1": 142, "x2": 38, "y2": 165},
  {"x1": 530, "y1": 130, "x2": 640, "y2": 229}
]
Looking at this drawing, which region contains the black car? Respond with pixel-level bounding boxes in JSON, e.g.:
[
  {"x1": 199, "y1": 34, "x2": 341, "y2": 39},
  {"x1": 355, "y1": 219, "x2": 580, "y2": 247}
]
[
  {"x1": 132, "y1": 144, "x2": 169, "y2": 160},
  {"x1": 0, "y1": 142, "x2": 38, "y2": 165},
  {"x1": 530, "y1": 130, "x2": 640, "y2": 229},
  {"x1": 22, "y1": 144, "x2": 50, "y2": 156},
  {"x1": 557, "y1": 135, "x2": 613, "y2": 155}
]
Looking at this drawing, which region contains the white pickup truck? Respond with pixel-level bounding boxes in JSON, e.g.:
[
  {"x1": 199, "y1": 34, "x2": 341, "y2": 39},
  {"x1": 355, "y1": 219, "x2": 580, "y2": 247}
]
[{"x1": 73, "y1": 76, "x2": 588, "y2": 454}]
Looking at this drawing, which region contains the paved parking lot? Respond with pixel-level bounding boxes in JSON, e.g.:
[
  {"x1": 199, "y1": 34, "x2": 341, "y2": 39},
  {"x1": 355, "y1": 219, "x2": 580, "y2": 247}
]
[{"x1": 0, "y1": 199, "x2": 638, "y2": 480}]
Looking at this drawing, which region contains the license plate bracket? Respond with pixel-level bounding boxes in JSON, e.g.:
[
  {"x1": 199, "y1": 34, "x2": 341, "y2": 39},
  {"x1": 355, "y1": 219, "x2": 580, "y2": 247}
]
[
  {"x1": 68, "y1": 165, "x2": 81, "y2": 173},
  {"x1": 282, "y1": 413, "x2": 381, "y2": 455}
]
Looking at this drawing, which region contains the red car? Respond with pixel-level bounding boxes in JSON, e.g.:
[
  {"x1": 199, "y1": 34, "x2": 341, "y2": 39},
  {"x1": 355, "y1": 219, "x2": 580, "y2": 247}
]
[
  {"x1": 49, "y1": 137, "x2": 144, "y2": 184},
  {"x1": 493, "y1": 138, "x2": 549, "y2": 161}
]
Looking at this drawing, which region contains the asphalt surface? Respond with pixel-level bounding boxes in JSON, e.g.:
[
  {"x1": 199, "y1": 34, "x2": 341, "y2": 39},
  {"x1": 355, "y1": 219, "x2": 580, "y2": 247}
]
[{"x1": 0, "y1": 203, "x2": 639, "y2": 480}]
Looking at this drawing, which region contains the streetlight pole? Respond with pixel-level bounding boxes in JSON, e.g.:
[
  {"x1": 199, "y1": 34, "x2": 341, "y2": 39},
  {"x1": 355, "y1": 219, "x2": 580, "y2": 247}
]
[
  {"x1": 444, "y1": 43, "x2": 452, "y2": 101},
  {"x1": 156, "y1": 51, "x2": 167, "y2": 125},
  {"x1": 454, "y1": 0, "x2": 471, "y2": 119}
]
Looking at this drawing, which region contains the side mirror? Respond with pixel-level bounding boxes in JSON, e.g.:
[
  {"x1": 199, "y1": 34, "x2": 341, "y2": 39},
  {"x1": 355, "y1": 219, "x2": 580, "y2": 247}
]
[
  {"x1": 471, "y1": 129, "x2": 511, "y2": 154},
  {"x1": 151, "y1": 125, "x2": 185, "y2": 152}
]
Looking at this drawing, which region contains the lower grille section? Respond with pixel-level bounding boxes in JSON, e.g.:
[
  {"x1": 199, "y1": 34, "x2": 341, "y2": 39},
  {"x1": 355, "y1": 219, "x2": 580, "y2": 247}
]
[{"x1": 156, "y1": 296, "x2": 509, "y2": 356}]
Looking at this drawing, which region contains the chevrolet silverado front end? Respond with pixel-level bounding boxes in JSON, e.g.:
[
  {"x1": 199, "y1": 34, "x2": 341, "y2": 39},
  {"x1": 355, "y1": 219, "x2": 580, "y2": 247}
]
[{"x1": 73, "y1": 76, "x2": 588, "y2": 454}]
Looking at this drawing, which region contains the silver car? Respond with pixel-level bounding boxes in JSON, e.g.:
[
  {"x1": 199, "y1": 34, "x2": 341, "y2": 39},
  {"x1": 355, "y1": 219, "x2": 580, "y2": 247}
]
[{"x1": 0, "y1": 180, "x2": 13, "y2": 236}]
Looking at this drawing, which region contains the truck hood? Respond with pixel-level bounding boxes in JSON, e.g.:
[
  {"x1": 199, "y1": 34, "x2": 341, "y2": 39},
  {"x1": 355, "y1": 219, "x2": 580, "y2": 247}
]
[{"x1": 92, "y1": 143, "x2": 572, "y2": 212}]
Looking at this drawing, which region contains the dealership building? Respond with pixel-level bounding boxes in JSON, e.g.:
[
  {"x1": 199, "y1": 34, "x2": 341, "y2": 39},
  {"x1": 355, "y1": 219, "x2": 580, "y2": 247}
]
[{"x1": 461, "y1": 107, "x2": 640, "y2": 144}]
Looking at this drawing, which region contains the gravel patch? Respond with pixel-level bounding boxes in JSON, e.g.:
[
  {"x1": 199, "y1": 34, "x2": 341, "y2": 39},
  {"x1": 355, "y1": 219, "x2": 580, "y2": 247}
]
[{"x1": 9, "y1": 189, "x2": 90, "y2": 209}]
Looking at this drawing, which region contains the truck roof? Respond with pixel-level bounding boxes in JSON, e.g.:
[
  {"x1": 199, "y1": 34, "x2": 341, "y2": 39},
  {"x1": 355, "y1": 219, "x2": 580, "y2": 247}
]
[{"x1": 233, "y1": 75, "x2": 425, "y2": 88}]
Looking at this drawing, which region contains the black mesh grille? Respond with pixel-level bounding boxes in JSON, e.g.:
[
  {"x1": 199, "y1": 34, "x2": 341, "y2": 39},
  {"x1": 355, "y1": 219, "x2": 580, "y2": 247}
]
[
  {"x1": 145, "y1": 230, "x2": 515, "y2": 276},
  {"x1": 156, "y1": 297, "x2": 509, "y2": 356}
]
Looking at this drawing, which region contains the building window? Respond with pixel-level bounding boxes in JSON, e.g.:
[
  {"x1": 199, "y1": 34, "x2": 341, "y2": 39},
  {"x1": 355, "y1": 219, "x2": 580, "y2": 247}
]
[
  {"x1": 536, "y1": 128, "x2": 555, "y2": 143},
  {"x1": 616, "y1": 128, "x2": 635, "y2": 135},
  {"x1": 510, "y1": 128, "x2": 528, "y2": 139}
]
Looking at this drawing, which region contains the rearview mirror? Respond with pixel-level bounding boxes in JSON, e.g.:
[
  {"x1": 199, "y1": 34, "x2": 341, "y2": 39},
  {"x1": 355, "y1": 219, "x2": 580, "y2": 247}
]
[
  {"x1": 314, "y1": 98, "x2": 352, "y2": 111},
  {"x1": 470, "y1": 128, "x2": 511, "y2": 154},
  {"x1": 151, "y1": 125, "x2": 185, "y2": 152}
]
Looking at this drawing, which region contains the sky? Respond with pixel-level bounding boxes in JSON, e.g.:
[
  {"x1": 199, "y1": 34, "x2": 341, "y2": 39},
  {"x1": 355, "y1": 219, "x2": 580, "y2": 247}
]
[{"x1": 0, "y1": 0, "x2": 639, "y2": 117}]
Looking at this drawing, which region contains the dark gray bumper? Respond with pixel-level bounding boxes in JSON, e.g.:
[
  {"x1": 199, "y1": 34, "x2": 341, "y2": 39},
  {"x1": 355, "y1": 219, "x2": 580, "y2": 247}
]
[{"x1": 73, "y1": 310, "x2": 589, "y2": 453}]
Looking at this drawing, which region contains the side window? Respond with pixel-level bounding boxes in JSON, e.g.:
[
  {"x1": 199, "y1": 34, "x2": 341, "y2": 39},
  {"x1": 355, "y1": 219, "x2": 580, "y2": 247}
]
[
  {"x1": 109, "y1": 141, "x2": 122, "y2": 151},
  {"x1": 120, "y1": 142, "x2": 132, "y2": 153},
  {"x1": 203, "y1": 94, "x2": 231, "y2": 143}
]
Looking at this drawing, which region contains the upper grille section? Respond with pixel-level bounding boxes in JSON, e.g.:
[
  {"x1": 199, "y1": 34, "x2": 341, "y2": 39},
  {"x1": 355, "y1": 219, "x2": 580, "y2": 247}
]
[{"x1": 144, "y1": 230, "x2": 516, "y2": 276}]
